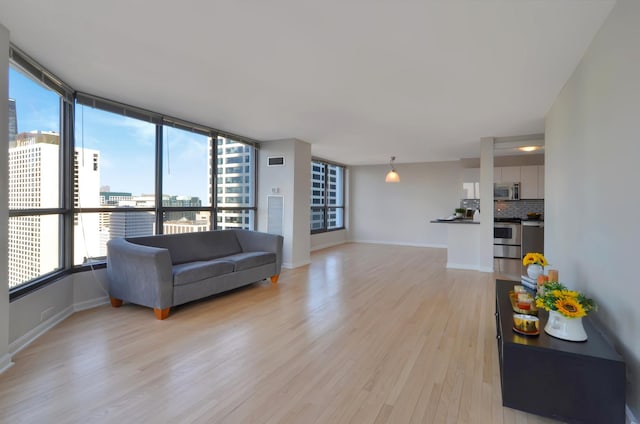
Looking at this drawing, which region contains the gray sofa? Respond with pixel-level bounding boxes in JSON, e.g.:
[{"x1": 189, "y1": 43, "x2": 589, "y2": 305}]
[{"x1": 106, "y1": 229, "x2": 283, "y2": 319}]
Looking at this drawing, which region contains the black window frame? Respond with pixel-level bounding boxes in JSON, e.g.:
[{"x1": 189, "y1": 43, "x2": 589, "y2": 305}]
[
  {"x1": 8, "y1": 45, "x2": 259, "y2": 301},
  {"x1": 310, "y1": 158, "x2": 346, "y2": 234}
]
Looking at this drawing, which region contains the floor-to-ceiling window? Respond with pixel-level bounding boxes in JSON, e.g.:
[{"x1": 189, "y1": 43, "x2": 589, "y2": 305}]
[
  {"x1": 7, "y1": 46, "x2": 258, "y2": 298},
  {"x1": 73, "y1": 102, "x2": 157, "y2": 265},
  {"x1": 310, "y1": 159, "x2": 345, "y2": 233},
  {"x1": 7, "y1": 62, "x2": 69, "y2": 291}
]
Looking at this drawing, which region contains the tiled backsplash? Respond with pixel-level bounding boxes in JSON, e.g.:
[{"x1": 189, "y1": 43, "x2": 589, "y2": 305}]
[
  {"x1": 460, "y1": 199, "x2": 480, "y2": 210},
  {"x1": 459, "y1": 198, "x2": 544, "y2": 219},
  {"x1": 495, "y1": 199, "x2": 544, "y2": 219}
]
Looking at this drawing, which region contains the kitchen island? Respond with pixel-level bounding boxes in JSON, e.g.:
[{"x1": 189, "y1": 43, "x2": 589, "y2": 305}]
[{"x1": 430, "y1": 219, "x2": 484, "y2": 271}]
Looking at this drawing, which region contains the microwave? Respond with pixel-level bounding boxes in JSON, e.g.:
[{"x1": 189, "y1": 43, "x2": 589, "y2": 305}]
[{"x1": 494, "y1": 182, "x2": 520, "y2": 200}]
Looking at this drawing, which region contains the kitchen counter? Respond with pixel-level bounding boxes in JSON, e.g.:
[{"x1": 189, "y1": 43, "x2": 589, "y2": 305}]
[
  {"x1": 430, "y1": 218, "x2": 484, "y2": 271},
  {"x1": 430, "y1": 219, "x2": 480, "y2": 224}
]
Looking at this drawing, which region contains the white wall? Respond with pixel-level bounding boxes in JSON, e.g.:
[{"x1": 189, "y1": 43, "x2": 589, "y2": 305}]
[
  {"x1": 8, "y1": 270, "x2": 108, "y2": 356},
  {"x1": 257, "y1": 139, "x2": 311, "y2": 268},
  {"x1": 350, "y1": 161, "x2": 461, "y2": 247},
  {"x1": 545, "y1": 0, "x2": 640, "y2": 416},
  {"x1": 311, "y1": 230, "x2": 348, "y2": 251},
  {"x1": 0, "y1": 23, "x2": 11, "y2": 372}
]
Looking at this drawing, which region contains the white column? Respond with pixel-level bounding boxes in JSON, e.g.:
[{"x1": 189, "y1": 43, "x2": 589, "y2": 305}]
[
  {"x1": 257, "y1": 139, "x2": 311, "y2": 268},
  {"x1": 479, "y1": 137, "x2": 495, "y2": 272}
]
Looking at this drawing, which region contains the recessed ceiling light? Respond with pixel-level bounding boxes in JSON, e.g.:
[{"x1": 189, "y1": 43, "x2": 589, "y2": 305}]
[{"x1": 518, "y1": 146, "x2": 541, "y2": 152}]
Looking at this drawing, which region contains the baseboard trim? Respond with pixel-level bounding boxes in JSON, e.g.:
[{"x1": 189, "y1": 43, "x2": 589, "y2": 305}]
[
  {"x1": 0, "y1": 353, "x2": 13, "y2": 374},
  {"x1": 282, "y1": 260, "x2": 311, "y2": 269},
  {"x1": 350, "y1": 240, "x2": 447, "y2": 249},
  {"x1": 447, "y1": 263, "x2": 484, "y2": 272},
  {"x1": 74, "y1": 296, "x2": 109, "y2": 312},
  {"x1": 311, "y1": 240, "x2": 348, "y2": 252},
  {"x1": 9, "y1": 305, "x2": 74, "y2": 357}
]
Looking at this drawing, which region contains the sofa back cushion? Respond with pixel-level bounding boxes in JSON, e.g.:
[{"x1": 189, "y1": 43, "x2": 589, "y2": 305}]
[{"x1": 128, "y1": 230, "x2": 243, "y2": 265}]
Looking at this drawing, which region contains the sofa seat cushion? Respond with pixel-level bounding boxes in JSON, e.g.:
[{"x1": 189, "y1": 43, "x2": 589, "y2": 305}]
[
  {"x1": 225, "y1": 251, "x2": 276, "y2": 271},
  {"x1": 173, "y1": 260, "x2": 235, "y2": 286}
]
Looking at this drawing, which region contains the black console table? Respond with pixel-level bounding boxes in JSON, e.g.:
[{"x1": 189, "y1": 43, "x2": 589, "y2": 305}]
[{"x1": 495, "y1": 279, "x2": 625, "y2": 423}]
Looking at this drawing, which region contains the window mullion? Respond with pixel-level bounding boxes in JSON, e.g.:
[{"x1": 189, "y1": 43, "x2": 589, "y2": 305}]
[{"x1": 155, "y1": 124, "x2": 164, "y2": 234}]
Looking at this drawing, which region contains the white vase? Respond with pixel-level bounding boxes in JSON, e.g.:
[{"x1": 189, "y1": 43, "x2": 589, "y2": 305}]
[
  {"x1": 527, "y1": 263, "x2": 543, "y2": 280},
  {"x1": 544, "y1": 310, "x2": 588, "y2": 342}
]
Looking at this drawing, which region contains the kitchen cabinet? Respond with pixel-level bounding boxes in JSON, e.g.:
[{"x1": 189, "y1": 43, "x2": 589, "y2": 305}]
[
  {"x1": 537, "y1": 165, "x2": 544, "y2": 198},
  {"x1": 520, "y1": 165, "x2": 544, "y2": 199},
  {"x1": 494, "y1": 166, "x2": 521, "y2": 183},
  {"x1": 461, "y1": 168, "x2": 480, "y2": 199}
]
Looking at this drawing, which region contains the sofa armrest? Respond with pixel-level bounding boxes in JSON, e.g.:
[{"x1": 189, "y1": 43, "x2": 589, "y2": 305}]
[
  {"x1": 233, "y1": 230, "x2": 284, "y2": 275},
  {"x1": 106, "y1": 238, "x2": 174, "y2": 309}
]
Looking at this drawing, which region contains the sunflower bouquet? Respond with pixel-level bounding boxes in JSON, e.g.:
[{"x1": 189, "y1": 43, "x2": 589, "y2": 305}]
[
  {"x1": 535, "y1": 282, "x2": 597, "y2": 318},
  {"x1": 522, "y1": 252, "x2": 548, "y2": 267}
]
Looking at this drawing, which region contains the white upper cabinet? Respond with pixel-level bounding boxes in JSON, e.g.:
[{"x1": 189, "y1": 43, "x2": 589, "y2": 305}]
[
  {"x1": 461, "y1": 168, "x2": 480, "y2": 199},
  {"x1": 494, "y1": 166, "x2": 521, "y2": 183},
  {"x1": 519, "y1": 165, "x2": 545, "y2": 199},
  {"x1": 500, "y1": 166, "x2": 521, "y2": 183}
]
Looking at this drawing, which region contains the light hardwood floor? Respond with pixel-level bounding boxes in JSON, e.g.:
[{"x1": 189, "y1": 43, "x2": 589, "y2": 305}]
[{"x1": 0, "y1": 243, "x2": 560, "y2": 423}]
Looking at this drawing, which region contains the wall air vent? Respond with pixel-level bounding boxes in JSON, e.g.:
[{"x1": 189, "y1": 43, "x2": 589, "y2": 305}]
[{"x1": 267, "y1": 156, "x2": 285, "y2": 166}]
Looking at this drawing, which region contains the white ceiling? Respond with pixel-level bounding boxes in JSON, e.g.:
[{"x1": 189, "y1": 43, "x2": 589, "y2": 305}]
[{"x1": 0, "y1": 0, "x2": 615, "y2": 165}]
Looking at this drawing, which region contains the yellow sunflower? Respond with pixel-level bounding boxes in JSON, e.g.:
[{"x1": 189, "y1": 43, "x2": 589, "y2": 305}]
[
  {"x1": 562, "y1": 290, "x2": 579, "y2": 298},
  {"x1": 522, "y1": 252, "x2": 548, "y2": 267},
  {"x1": 555, "y1": 297, "x2": 587, "y2": 318},
  {"x1": 522, "y1": 253, "x2": 537, "y2": 266},
  {"x1": 537, "y1": 254, "x2": 548, "y2": 267}
]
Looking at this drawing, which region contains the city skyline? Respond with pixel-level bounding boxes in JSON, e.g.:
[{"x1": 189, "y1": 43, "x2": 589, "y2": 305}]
[
  {"x1": 8, "y1": 64, "x2": 256, "y2": 289},
  {"x1": 10, "y1": 66, "x2": 211, "y2": 201}
]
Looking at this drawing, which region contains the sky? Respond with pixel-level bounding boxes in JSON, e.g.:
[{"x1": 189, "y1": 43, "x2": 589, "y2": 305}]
[{"x1": 9, "y1": 66, "x2": 210, "y2": 202}]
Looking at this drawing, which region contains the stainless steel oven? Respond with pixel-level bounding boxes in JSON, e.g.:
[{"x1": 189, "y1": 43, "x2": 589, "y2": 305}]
[
  {"x1": 494, "y1": 221, "x2": 522, "y2": 279},
  {"x1": 494, "y1": 222, "x2": 522, "y2": 248}
]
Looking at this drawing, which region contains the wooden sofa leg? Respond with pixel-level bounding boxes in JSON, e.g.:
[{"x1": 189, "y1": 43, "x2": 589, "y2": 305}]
[
  {"x1": 270, "y1": 275, "x2": 279, "y2": 284},
  {"x1": 110, "y1": 297, "x2": 123, "y2": 308},
  {"x1": 154, "y1": 307, "x2": 170, "y2": 320}
]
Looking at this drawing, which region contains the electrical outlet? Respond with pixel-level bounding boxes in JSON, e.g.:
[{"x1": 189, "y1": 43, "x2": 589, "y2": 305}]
[{"x1": 40, "y1": 307, "x2": 55, "y2": 322}]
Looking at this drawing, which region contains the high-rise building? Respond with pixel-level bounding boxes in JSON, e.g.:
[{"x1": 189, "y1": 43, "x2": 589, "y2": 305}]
[
  {"x1": 8, "y1": 138, "x2": 59, "y2": 287},
  {"x1": 163, "y1": 195, "x2": 202, "y2": 221},
  {"x1": 213, "y1": 137, "x2": 255, "y2": 230},
  {"x1": 7, "y1": 131, "x2": 101, "y2": 286},
  {"x1": 73, "y1": 148, "x2": 101, "y2": 264},
  {"x1": 310, "y1": 161, "x2": 344, "y2": 231},
  {"x1": 8, "y1": 98, "x2": 17, "y2": 146},
  {"x1": 311, "y1": 161, "x2": 325, "y2": 231},
  {"x1": 108, "y1": 210, "x2": 155, "y2": 239},
  {"x1": 163, "y1": 213, "x2": 209, "y2": 234}
]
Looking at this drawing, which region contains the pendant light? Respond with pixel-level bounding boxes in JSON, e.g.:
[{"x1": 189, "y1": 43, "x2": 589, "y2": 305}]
[{"x1": 385, "y1": 156, "x2": 400, "y2": 183}]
